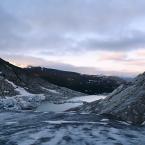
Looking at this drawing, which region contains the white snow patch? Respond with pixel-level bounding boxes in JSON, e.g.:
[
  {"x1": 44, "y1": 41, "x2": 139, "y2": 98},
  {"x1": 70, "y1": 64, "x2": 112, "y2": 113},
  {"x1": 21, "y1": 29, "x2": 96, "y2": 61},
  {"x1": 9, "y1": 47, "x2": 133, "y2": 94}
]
[
  {"x1": 0, "y1": 80, "x2": 46, "y2": 110},
  {"x1": 43, "y1": 120, "x2": 98, "y2": 124},
  {"x1": 41, "y1": 87, "x2": 60, "y2": 94},
  {"x1": 101, "y1": 119, "x2": 109, "y2": 122},
  {"x1": 6, "y1": 79, "x2": 33, "y2": 96},
  {"x1": 5, "y1": 121, "x2": 17, "y2": 125},
  {"x1": 69, "y1": 95, "x2": 106, "y2": 103}
]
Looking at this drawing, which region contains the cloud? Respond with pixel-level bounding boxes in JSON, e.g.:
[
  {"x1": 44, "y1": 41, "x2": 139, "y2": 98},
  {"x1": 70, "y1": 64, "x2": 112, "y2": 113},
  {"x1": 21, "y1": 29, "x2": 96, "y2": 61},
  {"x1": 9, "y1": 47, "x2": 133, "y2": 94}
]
[
  {"x1": 0, "y1": 6, "x2": 30, "y2": 51},
  {"x1": 1, "y1": 0, "x2": 145, "y2": 53},
  {"x1": 0, "y1": 0, "x2": 145, "y2": 76},
  {"x1": 79, "y1": 31, "x2": 145, "y2": 51}
]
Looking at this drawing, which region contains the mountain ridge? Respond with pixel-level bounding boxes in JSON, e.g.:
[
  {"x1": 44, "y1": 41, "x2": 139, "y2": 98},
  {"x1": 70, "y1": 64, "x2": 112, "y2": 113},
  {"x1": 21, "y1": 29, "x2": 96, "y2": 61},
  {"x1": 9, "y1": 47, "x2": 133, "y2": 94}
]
[
  {"x1": 24, "y1": 66, "x2": 128, "y2": 94},
  {"x1": 0, "y1": 58, "x2": 84, "y2": 110}
]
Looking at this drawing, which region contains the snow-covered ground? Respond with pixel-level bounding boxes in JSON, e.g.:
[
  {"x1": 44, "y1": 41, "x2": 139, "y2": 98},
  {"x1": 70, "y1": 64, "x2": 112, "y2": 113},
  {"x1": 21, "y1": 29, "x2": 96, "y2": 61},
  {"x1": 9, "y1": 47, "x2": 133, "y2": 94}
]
[
  {"x1": 0, "y1": 111, "x2": 145, "y2": 145},
  {"x1": 0, "y1": 80, "x2": 45, "y2": 110}
]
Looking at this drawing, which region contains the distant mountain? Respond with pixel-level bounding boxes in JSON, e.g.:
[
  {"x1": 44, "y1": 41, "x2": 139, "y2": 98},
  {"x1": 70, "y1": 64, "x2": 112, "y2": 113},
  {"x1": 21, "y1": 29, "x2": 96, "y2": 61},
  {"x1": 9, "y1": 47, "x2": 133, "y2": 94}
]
[
  {"x1": 72, "y1": 72, "x2": 145, "y2": 124},
  {"x1": 24, "y1": 67, "x2": 128, "y2": 95},
  {"x1": 0, "y1": 58, "x2": 84, "y2": 110}
]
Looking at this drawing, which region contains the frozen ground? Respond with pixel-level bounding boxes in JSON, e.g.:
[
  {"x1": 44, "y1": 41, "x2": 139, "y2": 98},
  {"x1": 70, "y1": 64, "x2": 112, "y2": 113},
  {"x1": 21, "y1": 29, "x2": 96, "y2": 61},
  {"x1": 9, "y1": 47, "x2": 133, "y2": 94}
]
[{"x1": 0, "y1": 111, "x2": 145, "y2": 145}]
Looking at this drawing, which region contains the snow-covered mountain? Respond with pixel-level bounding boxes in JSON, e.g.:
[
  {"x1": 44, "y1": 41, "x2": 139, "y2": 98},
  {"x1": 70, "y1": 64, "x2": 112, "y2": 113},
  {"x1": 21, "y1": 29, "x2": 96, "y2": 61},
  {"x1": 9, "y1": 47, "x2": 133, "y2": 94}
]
[
  {"x1": 72, "y1": 72, "x2": 145, "y2": 124},
  {"x1": 0, "y1": 58, "x2": 84, "y2": 110}
]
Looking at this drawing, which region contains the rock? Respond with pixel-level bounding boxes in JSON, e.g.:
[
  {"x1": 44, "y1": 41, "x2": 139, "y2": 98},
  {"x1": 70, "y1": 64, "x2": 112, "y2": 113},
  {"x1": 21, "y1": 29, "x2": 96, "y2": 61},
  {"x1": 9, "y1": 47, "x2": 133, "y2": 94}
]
[{"x1": 76, "y1": 72, "x2": 145, "y2": 124}]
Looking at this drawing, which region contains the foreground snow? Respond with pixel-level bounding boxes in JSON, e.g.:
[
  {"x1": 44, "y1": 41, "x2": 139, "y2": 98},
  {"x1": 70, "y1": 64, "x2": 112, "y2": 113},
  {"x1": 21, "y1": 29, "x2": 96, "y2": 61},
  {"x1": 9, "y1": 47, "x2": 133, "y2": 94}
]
[{"x1": 0, "y1": 111, "x2": 145, "y2": 145}]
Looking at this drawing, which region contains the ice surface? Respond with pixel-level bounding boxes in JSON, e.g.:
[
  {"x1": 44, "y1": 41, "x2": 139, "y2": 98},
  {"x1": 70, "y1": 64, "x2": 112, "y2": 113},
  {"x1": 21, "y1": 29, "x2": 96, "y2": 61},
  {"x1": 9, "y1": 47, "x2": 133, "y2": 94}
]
[
  {"x1": 36, "y1": 95, "x2": 106, "y2": 112},
  {"x1": 36, "y1": 102, "x2": 83, "y2": 112}
]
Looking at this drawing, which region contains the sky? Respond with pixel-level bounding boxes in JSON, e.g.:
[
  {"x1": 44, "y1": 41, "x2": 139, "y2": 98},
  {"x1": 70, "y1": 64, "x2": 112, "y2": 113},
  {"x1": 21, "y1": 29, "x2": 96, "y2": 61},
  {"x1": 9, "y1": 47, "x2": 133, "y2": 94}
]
[{"x1": 0, "y1": 0, "x2": 145, "y2": 77}]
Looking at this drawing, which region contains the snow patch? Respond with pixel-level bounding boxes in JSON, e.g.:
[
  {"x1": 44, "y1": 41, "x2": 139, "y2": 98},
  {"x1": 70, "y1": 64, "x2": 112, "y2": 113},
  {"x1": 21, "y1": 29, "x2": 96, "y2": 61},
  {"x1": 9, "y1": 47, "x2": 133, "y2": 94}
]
[
  {"x1": 41, "y1": 87, "x2": 60, "y2": 94},
  {"x1": 43, "y1": 120, "x2": 99, "y2": 124},
  {"x1": 6, "y1": 79, "x2": 32, "y2": 96},
  {"x1": 69, "y1": 95, "x2": 106, "y2": 103},
  {"x1": 5, "y1": 121, "x2": 17, "y2": 125},
  {"x1": 0, "y1": 80, "x2": 46, "y2": 110}
]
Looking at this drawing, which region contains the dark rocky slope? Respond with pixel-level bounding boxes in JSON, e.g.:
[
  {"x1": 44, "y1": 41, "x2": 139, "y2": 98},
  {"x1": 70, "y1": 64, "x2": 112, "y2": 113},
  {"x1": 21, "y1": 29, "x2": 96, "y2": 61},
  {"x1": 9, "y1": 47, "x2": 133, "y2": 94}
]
[
  {"x1": 73, "y1": 72, "x2": 145, "y2": 124},
  {"x1": 0, "y1": 58, "x2": 84, "y2": 110},
  {"x1": 24, "y1": 66, "x2": 128, "y2": 94}
]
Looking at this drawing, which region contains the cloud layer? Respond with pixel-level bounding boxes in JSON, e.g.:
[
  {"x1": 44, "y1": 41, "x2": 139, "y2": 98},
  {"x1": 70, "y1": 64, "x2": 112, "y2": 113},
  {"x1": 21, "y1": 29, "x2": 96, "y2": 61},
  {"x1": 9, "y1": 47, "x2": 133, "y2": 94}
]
[{"x1": 0, "y1": 0, "x2": 145, "y2": 76}]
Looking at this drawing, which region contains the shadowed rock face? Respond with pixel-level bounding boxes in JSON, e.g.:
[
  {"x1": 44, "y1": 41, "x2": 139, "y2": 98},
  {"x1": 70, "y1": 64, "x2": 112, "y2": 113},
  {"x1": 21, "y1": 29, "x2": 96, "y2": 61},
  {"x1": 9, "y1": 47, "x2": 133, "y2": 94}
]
[
  {"x1": 24, "y1": 66, "x2": 128, "y2": 95},
  {"x1": 75, "y1": 72, "x2": 145, "y2": 124}
]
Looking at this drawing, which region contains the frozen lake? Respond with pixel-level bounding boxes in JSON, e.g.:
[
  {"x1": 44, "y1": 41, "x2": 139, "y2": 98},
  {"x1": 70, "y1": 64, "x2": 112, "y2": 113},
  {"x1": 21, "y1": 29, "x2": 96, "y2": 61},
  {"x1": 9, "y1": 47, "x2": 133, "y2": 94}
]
[{"x1": 36, "y1": 95, "x2": 106, "y2": 112}]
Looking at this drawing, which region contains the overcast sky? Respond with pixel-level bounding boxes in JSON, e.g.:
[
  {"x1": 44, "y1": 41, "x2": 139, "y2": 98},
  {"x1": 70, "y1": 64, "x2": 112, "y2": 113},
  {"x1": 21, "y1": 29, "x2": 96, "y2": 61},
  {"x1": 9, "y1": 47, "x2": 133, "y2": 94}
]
[{"x1": 0, "y1": 0, "x2": 145, "y2": 77}]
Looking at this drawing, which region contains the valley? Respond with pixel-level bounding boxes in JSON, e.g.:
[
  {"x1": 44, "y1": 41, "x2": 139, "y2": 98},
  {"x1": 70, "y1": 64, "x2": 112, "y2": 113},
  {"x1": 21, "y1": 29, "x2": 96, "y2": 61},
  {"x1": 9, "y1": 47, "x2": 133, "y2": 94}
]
[{"x1": 0, "y1": 58, "x2": 145, "y2": 145}]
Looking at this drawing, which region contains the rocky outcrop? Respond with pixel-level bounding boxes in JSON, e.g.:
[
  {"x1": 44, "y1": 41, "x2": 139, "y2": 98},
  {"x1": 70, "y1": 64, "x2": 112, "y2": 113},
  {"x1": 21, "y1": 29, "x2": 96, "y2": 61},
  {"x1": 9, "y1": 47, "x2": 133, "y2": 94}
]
[{"x1": 75, "y1": 72, "x2": 145, "y2": 124}]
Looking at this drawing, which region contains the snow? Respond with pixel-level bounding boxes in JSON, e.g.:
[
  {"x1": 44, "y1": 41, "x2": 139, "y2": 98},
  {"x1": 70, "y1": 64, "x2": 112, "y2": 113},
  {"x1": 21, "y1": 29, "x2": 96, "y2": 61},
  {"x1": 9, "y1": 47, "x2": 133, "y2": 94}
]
[
  {"x1": 15, "y1": 86, "x2": 32, "y2": 96},
  {"x1": 0, "y1": 94, "x2": 46, "y2": 110},
  {"x1": 6, "y1": 79, "x2": 32, "y2": 96},
  {"x1": 0, "y1": 80, "x2": 46, "y2": 110},
  {"x1": 68, "y1": 95, "x2": 106, "y2": 103},
  {"x1": 101, "y1": 119, "x2": 109, "y2": 122},
  {"x1": 36, "y1": 95, "x2": 106, "y2": 112},
  {"x1": 5, "y1": 79, "x2": 17, "y2": 87},
  {"x1": 43, "y1": 120, "x2": 99, "y2": 124},
  {"x1": 142, "y1": 121, "x2": 145, "y2": 125},
  {"x1": 41, "y1": 87, "x2": 60, "y2": 94},
  {"x1": 5, "y1": 121, "x2": 18, "y2": 125}
]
